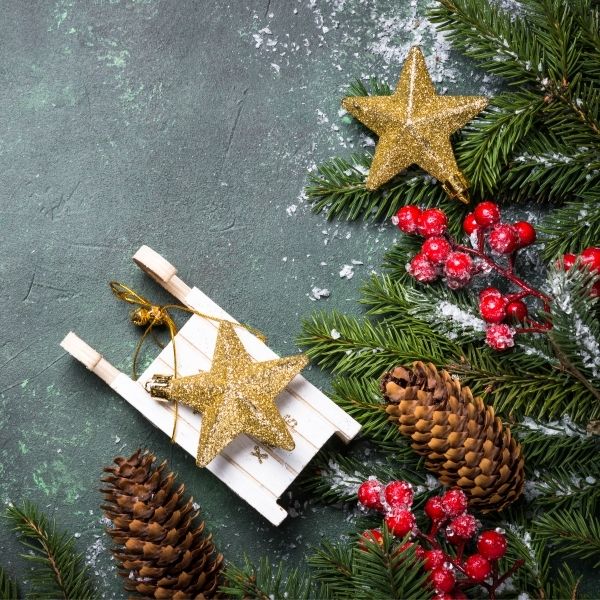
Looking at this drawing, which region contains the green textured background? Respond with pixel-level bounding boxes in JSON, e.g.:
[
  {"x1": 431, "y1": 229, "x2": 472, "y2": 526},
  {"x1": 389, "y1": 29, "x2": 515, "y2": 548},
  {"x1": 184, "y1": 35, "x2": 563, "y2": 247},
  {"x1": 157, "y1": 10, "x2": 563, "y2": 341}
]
[{"x1": 1, "y1": 1, "x2": 500, "y2": 596}]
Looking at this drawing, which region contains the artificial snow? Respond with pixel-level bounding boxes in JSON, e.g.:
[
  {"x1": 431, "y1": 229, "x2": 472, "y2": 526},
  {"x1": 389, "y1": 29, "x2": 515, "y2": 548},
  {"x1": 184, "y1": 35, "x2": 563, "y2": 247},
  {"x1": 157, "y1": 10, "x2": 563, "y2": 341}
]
[
  {"x1": 339, "y1": 264, "x2": 355, "y2": 279},
  {"x1": 310, "y1": 287, "x2": 331, "y2": 301},
  {"x1": 520, "y1": 415, "x2": 587, "y2": 438},
  {"x1": 433, "y1": 300, "x2": 486, "y2": 338}
]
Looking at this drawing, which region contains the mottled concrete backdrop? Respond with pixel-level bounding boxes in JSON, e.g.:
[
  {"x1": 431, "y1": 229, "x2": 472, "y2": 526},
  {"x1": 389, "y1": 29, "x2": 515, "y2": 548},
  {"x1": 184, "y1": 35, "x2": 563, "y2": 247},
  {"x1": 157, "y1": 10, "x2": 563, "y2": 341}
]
[{"x1": 0, "y1": 1, "x2": 492, "y2": 595}]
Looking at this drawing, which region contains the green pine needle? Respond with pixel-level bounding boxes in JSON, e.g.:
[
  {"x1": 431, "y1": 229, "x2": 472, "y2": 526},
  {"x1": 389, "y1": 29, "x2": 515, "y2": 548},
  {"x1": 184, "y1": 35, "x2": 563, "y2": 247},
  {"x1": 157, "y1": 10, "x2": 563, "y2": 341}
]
[
  {"x1": 534, "y1": 510, "x2": 600, "y2": 567},
  {"x1": 0, "y1": 567, "x2": 18, "y2": 600},
  {"x1": 6, "y1": 502, "x2": 96, "y2": 600},
  {"x1": 309, "y1": 527, "x2": 431, "y2": 600},
  {"x1": 221, "y1": 556, "x2": 316, "y2": 600},
  {"x1": 540, "y1": 193, "x2": 600, "y2": 259}
]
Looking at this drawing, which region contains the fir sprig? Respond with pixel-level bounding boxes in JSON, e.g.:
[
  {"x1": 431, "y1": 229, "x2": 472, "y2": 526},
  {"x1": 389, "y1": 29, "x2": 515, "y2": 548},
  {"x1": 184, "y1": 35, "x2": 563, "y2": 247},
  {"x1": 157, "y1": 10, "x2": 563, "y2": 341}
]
[
  {"x1": 6, "y1": 502, "x2": 95, "y2": 600},
  {"x1": 0, "y1": 567, "x2": 18, "y2": 600},
  {"x1": 308, "y1": 527, "x2": 431, "y2": 600},
  {"x1": 221, "y1": 557, "x2": 317, "y2": 600},
  {"x1": 534, "y1": 510, "x2": 600, "y2": 568},
  {"x1": 299, "y1": 310, "x2": 461, "y2": 378},
  {"x1": 540, "y1": 192, "x2": 600, "y2": 259}
]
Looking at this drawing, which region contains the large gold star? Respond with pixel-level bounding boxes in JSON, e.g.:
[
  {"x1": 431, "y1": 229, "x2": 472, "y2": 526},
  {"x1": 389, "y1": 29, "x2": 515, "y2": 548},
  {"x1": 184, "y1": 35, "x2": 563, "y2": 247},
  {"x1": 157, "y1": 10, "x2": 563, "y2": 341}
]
[
  {"x1": 342, "y1": 46, "x2": 488, "y2": 203},
  {"x1": 147, "y1": 322, "x2": 308, "y2": 467}
]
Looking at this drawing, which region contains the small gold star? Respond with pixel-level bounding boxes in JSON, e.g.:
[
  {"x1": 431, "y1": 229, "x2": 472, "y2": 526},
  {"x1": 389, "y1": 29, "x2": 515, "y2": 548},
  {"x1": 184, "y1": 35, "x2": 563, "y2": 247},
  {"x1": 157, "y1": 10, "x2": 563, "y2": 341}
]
[
  {"x1": 147, "y1": 322, "x2": 307, "y2": 467},
  {"x1": 342, "y1": 46, "x2": 488, "y2": 203}
]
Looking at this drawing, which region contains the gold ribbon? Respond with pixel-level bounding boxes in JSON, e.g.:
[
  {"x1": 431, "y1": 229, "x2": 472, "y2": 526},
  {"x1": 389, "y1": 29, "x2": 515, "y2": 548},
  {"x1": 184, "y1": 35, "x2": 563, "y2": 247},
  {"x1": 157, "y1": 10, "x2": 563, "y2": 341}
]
[{"x1": 110, "y1": 282, "x2": 266, "y2": 441}]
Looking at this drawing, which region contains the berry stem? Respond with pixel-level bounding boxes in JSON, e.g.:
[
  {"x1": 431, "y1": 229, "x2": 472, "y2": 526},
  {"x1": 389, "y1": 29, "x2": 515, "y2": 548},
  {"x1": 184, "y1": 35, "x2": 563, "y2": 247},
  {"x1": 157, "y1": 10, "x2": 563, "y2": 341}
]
[
  {"x1": 457, "y1": 244, "x2": 552, "y2": 312},
  {"x1": 493, "y1": 559, "x2": 525, "y2": 590}
]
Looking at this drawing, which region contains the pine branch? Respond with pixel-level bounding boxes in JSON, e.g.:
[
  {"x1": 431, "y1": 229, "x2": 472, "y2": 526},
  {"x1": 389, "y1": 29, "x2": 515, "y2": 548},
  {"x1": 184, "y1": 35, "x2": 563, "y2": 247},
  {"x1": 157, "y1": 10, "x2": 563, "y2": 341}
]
[
  {"x1": 221, "y1": 557, "x2": 316, "y2": 600},
  {"x1": 500, "y1": 132, "x2": 600, "y2": 202},
  {"x1": 299, "y1": 311, "x2": 461, "y2": 379},
  {"x1": 346, "y1": 78, "x2": 392, "y2": 98},
  {"x1": 6, "y1": 502, "x2": 96, "y2": 600},
  {"x1": 328, "y1": 376, "x2": 401, "y2": 443},
  {"x1": 527, "y1": 465, "x2": 600, "y2": 516},
  {"x1": 514, "y1": 422, "x2": 599, "y2": 474},
  {"x1": 299, "y1": 449, "x2": 427, "y2": 507},
  {"x1": 540, "y1": 193, "x2": 600, "y2": 259},
  {"x1": 362, "y1": 275, "x2": 486, "y2": 343},
  {"x1": 534, "y1": 510, "x2": 600, "y2": 567},
  {"x1": 546, "y1": 266, "x2": 600, "y2": 389},
  {"x1": 452, "y1": 357, "x2": 599, "y2": 423},
  {"x1": 308, "y1": 528, "x2": 431, "y2": 600},
  {"x1": 0, "y1": 567, "x2": 18, "y2": 600},
  {"x1": 306, "y1": 153, "x2": 455, "y2": 222},
  {"x1": 457, "y1": 92, "x2": 546, "y2": 197},
  {"x1": 502, "y1": 521, "x2": 553, "y2": 599}
]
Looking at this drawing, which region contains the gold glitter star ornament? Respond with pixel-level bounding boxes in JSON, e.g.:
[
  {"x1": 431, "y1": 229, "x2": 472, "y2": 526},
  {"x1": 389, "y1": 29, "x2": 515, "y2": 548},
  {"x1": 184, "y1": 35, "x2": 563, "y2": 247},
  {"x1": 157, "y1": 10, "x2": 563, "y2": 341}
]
[
  {"x1": 342, "y1": 46, "x2": 488, "y2": 203},
  {"x1": 147, "y1": 322, "x2": 308, "y2": 467}
]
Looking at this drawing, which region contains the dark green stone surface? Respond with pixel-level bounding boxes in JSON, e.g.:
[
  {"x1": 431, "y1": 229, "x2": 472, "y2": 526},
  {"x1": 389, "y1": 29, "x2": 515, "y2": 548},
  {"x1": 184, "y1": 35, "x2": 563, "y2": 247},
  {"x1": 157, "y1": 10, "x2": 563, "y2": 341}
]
[{"x1": 0, "y1": 1, "x2": 501, "y2": 596}]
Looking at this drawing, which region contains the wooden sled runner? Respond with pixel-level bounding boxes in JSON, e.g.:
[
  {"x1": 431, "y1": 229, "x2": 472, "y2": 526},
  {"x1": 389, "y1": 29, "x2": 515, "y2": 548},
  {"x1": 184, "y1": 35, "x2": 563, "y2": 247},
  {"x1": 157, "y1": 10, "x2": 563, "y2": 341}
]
[{"x1": 60, "y1": 245, "x2": 361, "y2": 525}]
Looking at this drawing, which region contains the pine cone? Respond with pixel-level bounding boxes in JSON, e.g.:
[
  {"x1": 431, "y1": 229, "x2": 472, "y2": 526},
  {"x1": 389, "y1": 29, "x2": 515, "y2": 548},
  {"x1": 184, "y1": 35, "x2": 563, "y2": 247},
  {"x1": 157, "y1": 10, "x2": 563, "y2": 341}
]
[
  {"x1": 101, "y1": 449, "x2": 223, "y2": 599},
  {"x1": 382, "y1": 362, "x2": 524, "y2": 513}
]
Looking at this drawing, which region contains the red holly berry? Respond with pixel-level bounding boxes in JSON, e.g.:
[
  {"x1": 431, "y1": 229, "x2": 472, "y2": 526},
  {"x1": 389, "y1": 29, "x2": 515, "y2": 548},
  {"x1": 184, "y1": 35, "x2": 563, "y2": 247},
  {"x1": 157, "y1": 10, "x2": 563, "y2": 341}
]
[
  {"x1": 452, "y1": 592, "x2": 468, "y2": 600},
  {"x1": 424, "y1": 496, "x2": 447, "y2": 523},
  {"x1": 561, "y1": 253, "x2": 577, "y2": 270},
  {"x1": 486, "y1": 323, "x2": 516, "y2": 351},
  {"x1": 479, "y1": 287, "x2": 502, "y2": 303},
  {"x1": 474, "y1": 201, "x2": 501, "y2": 227},
  {"x1": 444, "y1": 252, "x2": 473, "y2": 284},
  {"x1": 464, "y1": 554, "x2": 492, "y2": 582},
  {"x1": 477, "y1": 530, "x2": 507, "y2": 560},
  {"x1": 423, "y1": 549, "x2": 447, "y2": 571},
  {"x1": 463, "y1": 212, "x2": 479, "y2": 236},
  {"x1": 432, "y1": 594, "x2": 454, "y2": 600},
  {"x1": 385, "y1": 508, "x2": 416, "y2": 537},
  {"x1": 358, "y1": 529, "x2": 384, "y2": 551},
  {"x1": 384, "y1": 480, "x2": 414, "y2": 509},
  {"x1": 488, "y1": 223, "x2": 519, "y2": 254},
  {"x1": 357, "y1": 479, "x2": 383, "y2": 511},
  {"x1": 441, "y1": 489, "x2": 468, "y2": 518},
  {"x1": 592, "y1": 281, "x2": 600, "y2": 297},
  {"x1": 418, "y1": 208, "x2": 448, "y2": 237},
  {"x1": 397, "y1": 541, "x2": 426, "y2": 561},
  {"x1": 479, "y1": 294, "x2": 507, "y2": 324},
  {"x1": 430, "y1": 567, "x2": 456, "y2": 593},
  {"x1": 514, "y1": 221, "x2": 536, "y2": 247},
  {"x1": 447, "y1": 514, "x2": 478, "y2": 540},
  {"x1": 581, "y1": 247, "x2": 600, "y2": 272},
  {"x1": 408, "y1": 253, "x2": 439, "y2": 283},
  {"x1": 505, "y1": 300, "x2": 528, "y2": 322},
  {"x1": 422, "y1": 236, "x2": 452, "y2": 265},
  {"x1": 393, "y1": 205, "x2": 422, "y2": 234}
]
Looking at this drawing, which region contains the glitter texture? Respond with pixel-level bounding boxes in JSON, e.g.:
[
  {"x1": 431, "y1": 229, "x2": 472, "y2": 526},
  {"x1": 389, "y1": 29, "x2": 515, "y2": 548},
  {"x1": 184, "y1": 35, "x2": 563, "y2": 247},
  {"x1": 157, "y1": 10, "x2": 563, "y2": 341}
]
[
  {"x1": 342, "y1": 46, "x2": 488, "y2": 202},
  {"x1": 149, "y1": 322, "x2": 308, "y2": 467}
]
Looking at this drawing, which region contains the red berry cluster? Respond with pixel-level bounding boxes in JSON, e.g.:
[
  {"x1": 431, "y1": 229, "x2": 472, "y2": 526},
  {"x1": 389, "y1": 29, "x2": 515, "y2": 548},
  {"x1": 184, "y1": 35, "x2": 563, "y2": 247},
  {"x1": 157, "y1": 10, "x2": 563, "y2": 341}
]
[
  {"x1": 393, "y1": 201, "x2": 555, "y2": 351},
  {"x1": 558, "y1": 247, "x2": 600, "y2": 296},
  {"x1": 357, "y1": 479, "x2": 521, "y2": 600}
]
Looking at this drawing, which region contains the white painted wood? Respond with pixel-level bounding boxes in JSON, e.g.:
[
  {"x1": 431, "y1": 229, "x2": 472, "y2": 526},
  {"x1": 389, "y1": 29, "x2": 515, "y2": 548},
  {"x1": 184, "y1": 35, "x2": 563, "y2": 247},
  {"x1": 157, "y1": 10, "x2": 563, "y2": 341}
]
[
  {"x1": 111, "y1": 374, "x2": 287, "y2": 525},
  {"x1": 60, "y1": 245, "x2": 362, "y2": 525},
  {"x1": 60, "y1": 332, "x2": 120, "y2": 385}
]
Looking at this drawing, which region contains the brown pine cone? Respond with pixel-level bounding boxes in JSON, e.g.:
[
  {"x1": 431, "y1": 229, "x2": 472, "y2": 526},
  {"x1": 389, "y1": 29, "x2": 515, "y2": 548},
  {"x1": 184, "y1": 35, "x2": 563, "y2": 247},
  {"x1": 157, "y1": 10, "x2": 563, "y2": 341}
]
[
  {"x1": 101, "y1": 449, "x2": 223, "y2": 599},
  {"x1": 382, "y1": 362, "x2": 524, "y2": 513}
]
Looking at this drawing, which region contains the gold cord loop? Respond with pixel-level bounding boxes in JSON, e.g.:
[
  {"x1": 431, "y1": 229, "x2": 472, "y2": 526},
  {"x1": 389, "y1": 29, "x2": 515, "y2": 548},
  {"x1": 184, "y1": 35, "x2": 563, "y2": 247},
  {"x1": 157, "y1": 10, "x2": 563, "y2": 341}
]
[{"x1": 109, "y1": 281, "x2": 267, "y2": 443}]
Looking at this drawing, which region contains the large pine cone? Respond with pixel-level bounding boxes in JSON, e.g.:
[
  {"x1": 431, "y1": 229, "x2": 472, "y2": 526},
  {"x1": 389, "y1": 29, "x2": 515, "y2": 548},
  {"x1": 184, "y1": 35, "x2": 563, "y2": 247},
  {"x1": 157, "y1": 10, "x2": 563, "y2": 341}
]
[
  {"x1": 383, "y1": 362, "x2": 524, "y2": 513},
  {"x1": 101, "y1": 449, "x2": 223, "y2": 599}
]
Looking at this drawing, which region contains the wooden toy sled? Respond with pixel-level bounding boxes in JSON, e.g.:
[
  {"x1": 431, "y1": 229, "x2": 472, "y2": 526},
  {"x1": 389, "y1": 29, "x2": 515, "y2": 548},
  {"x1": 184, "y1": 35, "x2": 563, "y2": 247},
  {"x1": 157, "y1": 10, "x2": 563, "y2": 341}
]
[{"x1": 60, "y1": 245, "x2": 361, "y2": 525}]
